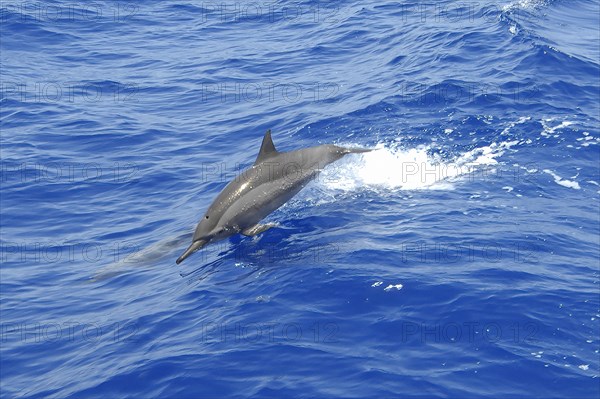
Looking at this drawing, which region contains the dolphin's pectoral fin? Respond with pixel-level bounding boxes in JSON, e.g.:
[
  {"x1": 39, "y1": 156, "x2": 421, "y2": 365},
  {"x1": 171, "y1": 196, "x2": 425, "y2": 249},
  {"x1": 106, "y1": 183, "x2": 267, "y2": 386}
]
[{"x1": 241, "y1": 223, "x2": 277, "y2": 237}]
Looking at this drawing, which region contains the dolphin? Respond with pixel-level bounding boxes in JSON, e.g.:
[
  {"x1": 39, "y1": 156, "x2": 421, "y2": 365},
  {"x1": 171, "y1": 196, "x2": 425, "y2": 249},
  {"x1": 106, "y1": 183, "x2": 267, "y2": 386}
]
[{"x1": 176, "y1": 130, "x2": 371, "y2": 264}]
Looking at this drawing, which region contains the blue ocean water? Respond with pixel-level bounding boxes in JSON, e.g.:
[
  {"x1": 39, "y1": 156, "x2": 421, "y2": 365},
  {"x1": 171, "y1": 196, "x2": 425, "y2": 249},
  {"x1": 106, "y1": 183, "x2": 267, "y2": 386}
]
[{"x1": 1, "y1": 0, "x2": 599, "y2": 397}]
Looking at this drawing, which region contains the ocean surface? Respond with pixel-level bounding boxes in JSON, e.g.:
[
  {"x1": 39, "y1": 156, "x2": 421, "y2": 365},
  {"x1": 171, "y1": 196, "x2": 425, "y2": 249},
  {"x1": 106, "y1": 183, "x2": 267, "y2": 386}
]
[{"x1": 1, "y1": 0, "x2": 599, "y2": 397}]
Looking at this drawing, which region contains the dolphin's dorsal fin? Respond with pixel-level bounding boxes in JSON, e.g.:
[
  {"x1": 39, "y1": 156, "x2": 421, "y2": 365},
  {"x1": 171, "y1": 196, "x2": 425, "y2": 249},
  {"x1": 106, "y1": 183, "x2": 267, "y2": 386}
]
[{"x1": 255, "y1": 129, "x2": 278, "y2": 164}]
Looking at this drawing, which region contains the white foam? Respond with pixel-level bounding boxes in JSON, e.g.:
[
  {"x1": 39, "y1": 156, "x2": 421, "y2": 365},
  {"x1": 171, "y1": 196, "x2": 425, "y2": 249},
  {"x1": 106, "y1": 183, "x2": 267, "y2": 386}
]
[
  {"x1": 318, "y1": 140, "x2": 518, "y2": 193},
  {"x1": 543, "y1": 169, "x2": 581, "y2": 190},
  {"x1": 501, "y1": 116, "x2": 530, "y2": 136},
  {"x1": 576, "y1": 132, "x2": 599, "y2": 148},
  {"x1": 541, "y1": 120, "x2": 574, "y2": 137},
  {"x1": 384, "y1": 284, "x2": 403, "y2": 291},
  {"x1": 502, "y1": 0, "x2": 549, "y2": 12}
]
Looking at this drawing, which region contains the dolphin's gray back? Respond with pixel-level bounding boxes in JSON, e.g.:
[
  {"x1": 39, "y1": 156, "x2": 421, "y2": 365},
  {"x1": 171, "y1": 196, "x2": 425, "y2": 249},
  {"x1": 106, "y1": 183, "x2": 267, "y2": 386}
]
[{"x1": 199, "y1": 144, "x2": 361, "y2": 237}]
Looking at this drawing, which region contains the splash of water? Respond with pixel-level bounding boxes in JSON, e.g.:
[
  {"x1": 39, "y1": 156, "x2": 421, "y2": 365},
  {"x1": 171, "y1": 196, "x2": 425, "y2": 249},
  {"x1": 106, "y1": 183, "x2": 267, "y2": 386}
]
[{"x1": 317, "y1": 140, "x2": 518, "y2": 193}]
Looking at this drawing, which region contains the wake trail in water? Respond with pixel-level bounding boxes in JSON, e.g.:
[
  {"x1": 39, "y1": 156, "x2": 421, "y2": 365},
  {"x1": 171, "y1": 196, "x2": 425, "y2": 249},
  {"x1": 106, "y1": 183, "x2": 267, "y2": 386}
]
[{"x1": 90, "y1": 233, "x2": 189, "y2": 282}]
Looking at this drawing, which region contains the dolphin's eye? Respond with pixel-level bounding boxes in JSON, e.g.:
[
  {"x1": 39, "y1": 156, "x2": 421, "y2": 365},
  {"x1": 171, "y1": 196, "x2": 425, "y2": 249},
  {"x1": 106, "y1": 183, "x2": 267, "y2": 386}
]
[{"x1": 205, "y1": 216, "x2": 209, "y2": 219}]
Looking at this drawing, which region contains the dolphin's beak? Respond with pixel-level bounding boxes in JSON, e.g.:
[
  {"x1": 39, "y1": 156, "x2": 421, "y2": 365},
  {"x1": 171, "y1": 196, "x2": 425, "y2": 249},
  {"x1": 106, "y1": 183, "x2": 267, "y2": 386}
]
[{"x1": 176, "y1": 239, "x2": 207, "y2": 264}]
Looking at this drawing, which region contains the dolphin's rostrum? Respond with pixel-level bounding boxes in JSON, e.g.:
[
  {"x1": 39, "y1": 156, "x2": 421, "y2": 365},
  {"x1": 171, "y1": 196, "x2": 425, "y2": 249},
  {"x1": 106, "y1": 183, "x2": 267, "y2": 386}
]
[{"x1": 176, "y1": 130, "x2": 371, "y2": 264}]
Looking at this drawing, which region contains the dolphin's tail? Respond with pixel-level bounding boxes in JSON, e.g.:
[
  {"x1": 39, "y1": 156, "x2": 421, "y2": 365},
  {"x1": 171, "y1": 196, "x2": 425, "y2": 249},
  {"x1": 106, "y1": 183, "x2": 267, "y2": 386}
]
[{"x1": 176, "y1": 239, "x2": 207, "y2": 264}]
